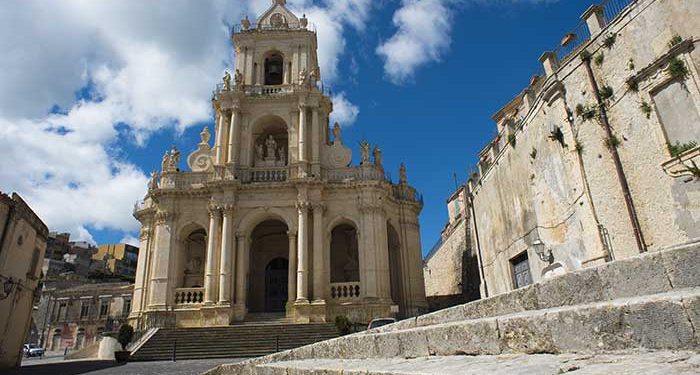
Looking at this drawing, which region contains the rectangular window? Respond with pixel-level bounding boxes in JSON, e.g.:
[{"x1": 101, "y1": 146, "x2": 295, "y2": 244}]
[
  {"x1": 511, "y1": 252, "x2": 533, "y2": 289},
  {"x1": 122, "y1": 299, "x2": 131, "y2": 317},
  {"x1": 80, "y1": 303, "x2": 90, "y2": 320},
  {"x1": 99, "y1": 301, "x2": 109, "y2": 317},
  {"x1": 57, "y1": 303, "x2": 67, "y2": 321},
  {"x1": 652, "y1": 79, "x2": 700, "y2": 147}
]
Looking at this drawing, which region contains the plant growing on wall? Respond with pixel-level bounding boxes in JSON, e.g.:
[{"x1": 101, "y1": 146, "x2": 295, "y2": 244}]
[
  {"x1": 508, "y1": 133, "x2": 517, "y2": 148},
  {"x1": 626, "y1": 79, "x2": 639, "y2": 92},
  {"x1": 594, "y1": 53, "x2": 605, "y2": 67},
  {"x1": 667, "y1": 34, "x2": 683, "y2": 49},
  {"x1": 334, "y1": 315, "x2": 352, "y2": 335},
  {"x1": 668, "y1": 141, "x2": 698, "y2": 158},
  {"x1": 667, "y1": 57, "x2": 689, "y2": 81},
  {"x1": 576, "y1": 103, "x2": 598, "y2": 122},
  {"x1": 640, "y1": 101, "x2": 653, "y2": 119},
  {"x1": 530, "y1": 147, "x2": 537, "y2": 159},
  {"x1": 603, "y1": 33, "x2": 617, "y2": 49},
  {"x1": 575, "y1": 140, "x2": 584, "y2": 154},
  {"x1": 605, "y1": 134, "x2": 621, "y2": 150},
  {"x1": 628, "y1": 58, "x2": 635, "y2": 71},
  {"x1": 599, "y1": 85, "x2": 614, "y2": 101}
]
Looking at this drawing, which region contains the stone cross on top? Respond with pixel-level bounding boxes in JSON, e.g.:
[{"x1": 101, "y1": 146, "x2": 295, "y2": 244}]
[{"x1": 273, "y1": 0, "x2": 286, "y2": 5}]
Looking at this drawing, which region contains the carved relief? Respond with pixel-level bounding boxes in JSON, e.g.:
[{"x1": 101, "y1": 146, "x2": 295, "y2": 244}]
[
  {"x1": 321, "y1": 123, "x2": 352, "y2": 169},
  {"x1": 187, "y1": 127, "x2": 214, "y2": 173},
  {"x1": 254, "y1": 134, "x2": 287, "y2": 167}
]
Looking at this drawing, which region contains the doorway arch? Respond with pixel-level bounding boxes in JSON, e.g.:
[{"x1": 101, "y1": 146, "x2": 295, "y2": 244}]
[
  {"x1": 265, "y1": 257, "x2": 289, "y2": 312},
  {"x1": 248, "y1": 219, "x2": 289, "y2": 313}
]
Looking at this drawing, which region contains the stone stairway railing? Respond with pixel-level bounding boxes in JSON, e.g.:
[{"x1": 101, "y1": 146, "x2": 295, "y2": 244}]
[{"x1": 203, "y1": 240, "x2": 700, "y2": 375}]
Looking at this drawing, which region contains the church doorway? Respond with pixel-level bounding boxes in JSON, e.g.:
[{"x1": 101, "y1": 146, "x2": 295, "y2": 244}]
[
  {"x1": 388, "y1": 223, "x2": 405, "y2": 318},
  {"x1": 248, "y1": 219, "x2": 289, "y2": 313},
  {"x1": 265, "y1": 258, "x2": 289, "y2": 312}
]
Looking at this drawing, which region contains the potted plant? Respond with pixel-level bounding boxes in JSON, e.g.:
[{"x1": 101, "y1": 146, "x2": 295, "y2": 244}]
[{"x1": 114, "y1": 324, "x2": 134, "y2": 362}]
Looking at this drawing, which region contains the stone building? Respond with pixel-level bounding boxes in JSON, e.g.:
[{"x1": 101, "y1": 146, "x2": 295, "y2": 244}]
[
  {"x1": 460, "y1": 0, "x2": 700, "y2": 297},
  {"x1": 93, "y1": 244, "x2": 139, "y2": 281},
  {"x1": 0, "y1": 192, "x2": 48, "y2": 369},
  {"x1": 130, "y1": 0, "x2": 426, "y2": 328},
  {"x1": 42, "y1": 282, "x2": 132, "y2": 352}
]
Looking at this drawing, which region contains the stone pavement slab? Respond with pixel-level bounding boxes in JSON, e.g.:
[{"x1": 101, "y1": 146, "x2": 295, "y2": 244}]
[
  {"x1": 260, "y1": 351, "x2": 700, "y2": 374},
  {"x1": 7, "y1": 357, "x2": 248, "y2": 375}
]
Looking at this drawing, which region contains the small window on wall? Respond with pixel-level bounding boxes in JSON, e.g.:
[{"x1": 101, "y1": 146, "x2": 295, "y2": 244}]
[
  {"x1": 80, "y1": 303, "x2": 90, "y2": 320},
  {"x1": 99, "y1": 301, "x2": 109, "y2": 317},
  {"x1": 510, "y1": 252, "x2": 533, "y2": 289},
  {"x1": 123, "y1": 299, "x2": 131, "y2": 317},
  {"x1": 652, "y1": 79, "x2": 700, "y2": 152}
]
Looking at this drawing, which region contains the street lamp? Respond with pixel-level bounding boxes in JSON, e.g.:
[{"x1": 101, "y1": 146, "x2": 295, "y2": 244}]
[
  {"x1": 532, "y1": 239, "x2": 554, "y2": 264},
  {"x1": 0, "y1": 277, "x2": 16, "y2": 300}
]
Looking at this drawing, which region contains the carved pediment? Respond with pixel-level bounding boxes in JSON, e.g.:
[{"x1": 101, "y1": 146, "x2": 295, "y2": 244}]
[{"x1": 257, "y1": 1, "x2": 301, "y2": 30}]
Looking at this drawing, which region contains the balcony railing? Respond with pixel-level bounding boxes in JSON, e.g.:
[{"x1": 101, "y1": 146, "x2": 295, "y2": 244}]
[
  {"x1": 239, "y1": 167, "x2": 288, "y2": 183},
  {"x1": 174, "y1": 288, "x2": 204, "y2": 305},
  {"x1": 330, "y1": 282, "x2": 361, "y2": 300},
  {"x1": 245, "y1": 85, "x2": 295, "y2": 97},
  {"x1": 324, "y1": 167, "x2": 387, "y2": 183}
]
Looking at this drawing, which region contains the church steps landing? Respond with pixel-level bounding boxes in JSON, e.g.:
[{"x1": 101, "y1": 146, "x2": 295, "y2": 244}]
[{"x1": 203, "y1": 243, "x2": 700, "y2": 375}]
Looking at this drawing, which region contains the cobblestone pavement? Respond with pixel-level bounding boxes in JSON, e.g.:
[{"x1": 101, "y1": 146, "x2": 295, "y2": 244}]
[
  {"x1": 8, "y1": 357, "x2": 248, "y2": 375},
  {"x1": 262, "y1": 351, "x2": 700, "y2": 374}
]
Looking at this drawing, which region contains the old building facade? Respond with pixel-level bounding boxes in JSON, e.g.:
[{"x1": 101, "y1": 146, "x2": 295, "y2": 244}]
[
  {"x1": 130, "y1": 0, "x2": 426, "y2": 328},
  {"x1": 93, "y1": 244, "x2": 139, "y2": 281},
  {"x1": 460, "y1": 0, "x2": 700, "y2": 297},
  {"x1": 0, "y1": 192, "x2": 48, "y2": 369}
]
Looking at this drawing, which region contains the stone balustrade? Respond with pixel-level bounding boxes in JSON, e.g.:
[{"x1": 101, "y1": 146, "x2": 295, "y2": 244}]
[
  {"x1": 240, "y1": 167, "x2": 288, "y2": 183},
  {"x1": 329, "y1": 282, "x2": 361, "y2": 300},
  {"x1": 245, "y1": 85, "x2": 295, "y2": 97},
  {"x1": 323, "y1": 167, "x2": 386, "y2": 182},
  {"x1": 174, "y1": 287, "x2": 205, "y2": 305}
]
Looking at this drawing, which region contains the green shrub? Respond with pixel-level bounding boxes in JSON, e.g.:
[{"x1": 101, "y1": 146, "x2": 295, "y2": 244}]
[
  {"x1": 598, "y1": 85, "x2": 614, "y2": 101},
  {"x1": 668, "y1": 141, "x2": 698, "y2": 158},
  {"x1": 118, "y1": 324, "x2": 134, "y2": 350},
  {"x1": 603, "y1": 33, "x2": 617, "y2": 49},
  {"x1": 334, "y1": 315, "x2": 352, "y2": 336},
  {"x1": 529, "y1": 147, "x2": 537, "y2": 159},
  {"x1": 640, "y1": 101, "x2": 652, "y2": 119},
  {"x1": 668, "y1": 57, "x2": 689, "y2": 81},
  {"x1": 508, "y1": 133, "x2": 516, "y2": 148},
  {"x1": 594, "y1": 53, "x2": 604, "y2": 67},
  {"x1": 667, "y1": 34, "x2": 683, "y2": 49}
]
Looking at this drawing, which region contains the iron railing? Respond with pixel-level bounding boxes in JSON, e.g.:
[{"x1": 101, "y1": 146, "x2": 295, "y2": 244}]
[
  {"x1": 602, "y1": 0, "x2": 637, "y2": 24},
  {"x1": 555, "y1": 20, "x2": 592, "y2": 64}
]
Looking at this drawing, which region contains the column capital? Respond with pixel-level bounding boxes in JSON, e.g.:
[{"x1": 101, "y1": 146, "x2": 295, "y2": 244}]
[
  {"x1": 312, "y1": 202, "x2": 326, "y2": 213},
  {"x1": 222, "y1": 203, "x2": 235, "y2": 214},
  {"x1": 287, "y1": 230, "x2": 297, "y2": 238},
  {"x1": 154, "y1": 210, "x2": 172, "y2": 225},
  {"x1": 208, "y1": 206, "x2": 222, "y2": 217},
  {"x1": 296, "y1": 200, "x2": 311, "y2": 211},
  {"x1": 235, "y1": 231, "x2": 247, "y2": 238}
]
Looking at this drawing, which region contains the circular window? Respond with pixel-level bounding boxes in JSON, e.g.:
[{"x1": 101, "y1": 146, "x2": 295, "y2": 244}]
[{"x1": 270, "y1": 13, "x2": 286, "y2": 28}]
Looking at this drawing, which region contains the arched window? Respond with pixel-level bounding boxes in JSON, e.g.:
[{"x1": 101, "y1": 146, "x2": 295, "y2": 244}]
[
  {"x1": 330, "y1": 224, "x2": 359, "y2": 282},
  {"x1": 264, "y1": 53, "x2": 284, "y2": 85}
]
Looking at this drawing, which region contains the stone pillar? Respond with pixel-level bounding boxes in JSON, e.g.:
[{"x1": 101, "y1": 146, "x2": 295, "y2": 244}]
[
  {"x1": 359, "y1": 206, "x2": 377, "y2": 300},
  {"x1": 130, "y1": 226, "x2": 151, "y2": 317},
  {"x1": 287, "y1": 231, "x2": 297, "y2": 305},
  {"x1": 298, "y1": 105, "x2": 307, "y2": 175},
  {"x1": 312, "y1": 204, "x2": 325, "y2": 302},
  {"x1": 582, "y1": 5, "x2": 605, "y2": 35},
  {"x1": 218, "y1": 207, "x2": 234, "y2": 304},
  {"x1": 235, "y1": 234, "x2": 247, "y2": 309},
  {"x1": 204, "y1": 207, "x2": 221, "y2": 305},
  {"x1": 373, "y1": 209, "x2": 391, "y2": 302},
  {"x1": 311, "y1": 108, "x2": 320, "y2": 176},
  {"x1": 148, "y1": 211, "x2": 172, "y2": 308},
  {"x1": 214, "y1": 111, "x2": 224, "y2": 165},
  {"x1": 227, "y1": 108, "x2": 239, "y2": 165},
  {"x1": 296, "y1": 202, "x2": 309, "y2": 302},
  {"x1": 539, "y1": 51, "x2": 559, "y2": 78}
]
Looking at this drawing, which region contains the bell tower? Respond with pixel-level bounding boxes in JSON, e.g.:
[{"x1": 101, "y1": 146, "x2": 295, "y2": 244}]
[{"x1": 211, "y1": 0, "x2": 331, "y2": 179}]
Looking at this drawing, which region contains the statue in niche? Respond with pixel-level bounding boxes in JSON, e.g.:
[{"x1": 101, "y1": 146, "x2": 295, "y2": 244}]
[
  {"x1": 399, "y1": 163, "x2": 407, "y2": 184},
  {"x1": 185, "y1": 256, "x2": 203, "y2": 274},
  {"x1": 223, "y1": 71, "x2": 231, "y2": 91},
  {"x1": 332, "y1": 122, "x2": 342, "y2": 144},
  {"x1": 360, "y1": 141, "x2": 370, "y2": 165},
  {"x1": 279, "y1": 146, "x2": 287, "y2": 165},
  {"x1": 373, "y1": 146, "x2": 383, "y2": 168},
  {"x1": 234, "y1": 69, "x2": 244, "y2": 87},
  {"x1": 255, "y1": 143, "x2": 264, "y2": 162},
  {"x1": 265, "y1": 135, "x2": 278, "y2": 160},
  {"x1": 298, "y1": 68, "x2": 308, "y2": 86}
]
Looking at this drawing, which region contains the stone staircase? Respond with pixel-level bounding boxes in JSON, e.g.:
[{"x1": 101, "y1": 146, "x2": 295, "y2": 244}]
[
  {"x1": 204, "y1": 240, "x2": 700, "y2": 374},
  {"x1": 129, "y1": 321, "x2": 338, "y2": 361}
]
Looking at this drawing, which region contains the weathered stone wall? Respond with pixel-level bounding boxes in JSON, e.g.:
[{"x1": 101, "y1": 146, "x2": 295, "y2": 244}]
[
  {"x1": 423, "y1": 219, "x2": 466, "y2": 298},
  {"x1": 471, "y1": 0, "x2": 700, "y2": 296}
]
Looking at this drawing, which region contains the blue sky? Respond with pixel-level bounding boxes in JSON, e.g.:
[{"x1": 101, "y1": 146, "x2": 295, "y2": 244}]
[{"x1": 0, "y1": 0, "x2": 600, "y2": 255}]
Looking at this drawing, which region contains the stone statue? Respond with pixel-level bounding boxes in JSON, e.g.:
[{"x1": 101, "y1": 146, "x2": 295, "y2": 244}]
[
  {"x1": 298, "y1": 68, "x2": 308, "y2": 86},
  {"x1": 223, "y1": 71, "x2": 231, "y2": 91},
  {"x1": 168, "y1": 145, "x2": 180, "y2": 171},
  {"x1": 373, "y1": 146, "x2": 383, "y2": 168},
  {"x1": 234, "y1": 69, "x2": 243, "y2": 86},
  {"x1": 265, "y1": 135, "x2": 278, "y2": 159},
  {"x1": 399, "y1": 163, "x2": 407, "y2": 184},
  {"x1": 148, "y1": 171, "x2": 159, "y2": 190},
  {"x1": 200, "y1": 127, "x2": 211, "y2": 144},
  {"x1": 241, "y1": 16, "x2": 251, "y2": 31},
  {"x1": 309, "y1": 67, "x2": 318, "y2": 84},
  {"x1": 161, "y1": 151, "x2": 171, "y2": 172},
  {"x1": 360, "y1": 141, "x2": 370, "y2": 165},
  {"x1": 332, "y1": 122, "x2": 342, "y2": 144},
  {"x1": 256, "y1": 143, "x2": 264, "y2": 162},
  {"x1": 279, "y1": 146, "x2": 287, "y2": 165}
]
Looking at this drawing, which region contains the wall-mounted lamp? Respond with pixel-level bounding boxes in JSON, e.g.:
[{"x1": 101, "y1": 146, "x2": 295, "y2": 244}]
[
  {"x1": 0, "y1": 277, "x2": 16, "y2": 300},
  {"x1": 532, "y1": 239, "x2": 554, "y2": 264},
  {"x1": 548, "y1": 125, "x2": 565, "y2": 146}
]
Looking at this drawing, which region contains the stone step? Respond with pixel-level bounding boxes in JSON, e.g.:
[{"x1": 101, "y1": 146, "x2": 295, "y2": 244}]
[
  {"x1": 255, "y1": 351, "x2": 700, "y2": 375},
  {"x1": 130, "y1": 322, "x2": 339, "y2": 362}
]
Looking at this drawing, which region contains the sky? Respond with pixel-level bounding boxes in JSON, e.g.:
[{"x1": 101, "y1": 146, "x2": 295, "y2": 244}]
[{"x1": 0, "y1": 0, "x2": 602, "y2": 255}]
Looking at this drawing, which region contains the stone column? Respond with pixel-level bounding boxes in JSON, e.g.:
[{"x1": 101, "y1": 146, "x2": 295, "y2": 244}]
[
  {"x1": 312, "y1": 204, "x2": 325, "y2": 302},
  {"x1": 131, "y1": 226, "x2": 151, "y2": 317},
  {"x1": 235, "y1": 234, "x2": 247, "y2": 309},
  {"x1": 218, "y1": 207, "x2": 234, "y2": 304},
  {"x1": 287, "y1": 231, "x2": 297, "y2": 305},
  {"x1": 227, "y1": 108, "x2": 239, "y2": 165},
  {"x1": 214, "y1": 111, "x2": 224, "y2": 165},
  {"x1": 296, "y1": 202, "x2": 309, "y2": 302},
  {"x1": 204, "y1": 207, "x2": 221, "y2": 305},
  {"x1": 148, "y1": 211, "x2": 172, "y2": 308},
  {"x1": 298, "y1": 105, "x2": 307, "y2": 175},
  {"x1": 311, "y1": 108, "x2": 320, "y2": 176}
]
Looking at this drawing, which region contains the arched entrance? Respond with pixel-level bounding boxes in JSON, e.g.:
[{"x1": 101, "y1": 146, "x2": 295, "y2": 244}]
[
  {"x1": 249, "y1": 220, "x2": 289, "y2": 313},
  {"x1": 388, "y1": 223, "x2": 405, "y2": 318},
  {"x1": 265, "y1": 258, "x2": 289, "y2": 312}
]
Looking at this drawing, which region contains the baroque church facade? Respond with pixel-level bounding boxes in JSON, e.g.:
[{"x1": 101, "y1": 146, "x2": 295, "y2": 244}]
[{"x1": 129, "y1": 0, "x2": 427, "y2": 328}]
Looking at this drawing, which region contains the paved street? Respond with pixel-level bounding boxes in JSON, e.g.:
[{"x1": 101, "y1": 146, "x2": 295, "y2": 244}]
[{"x1": 8, "y1": 357, "x2": 247, "y2": 375}]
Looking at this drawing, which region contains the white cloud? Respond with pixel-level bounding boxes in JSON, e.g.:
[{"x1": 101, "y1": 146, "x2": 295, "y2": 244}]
[
  {"x1": 120, "y1": 234, "x2": 141, "y2": 248},
  {"x1": 330, "y1": 93, "x2": 360, "y2": 126},
  {"x1": 0, "y1": 0, "x2": 367, "y2": 243},
  {"x1": 377, "y1": 0, "x2": 456, "y2": 84}
]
